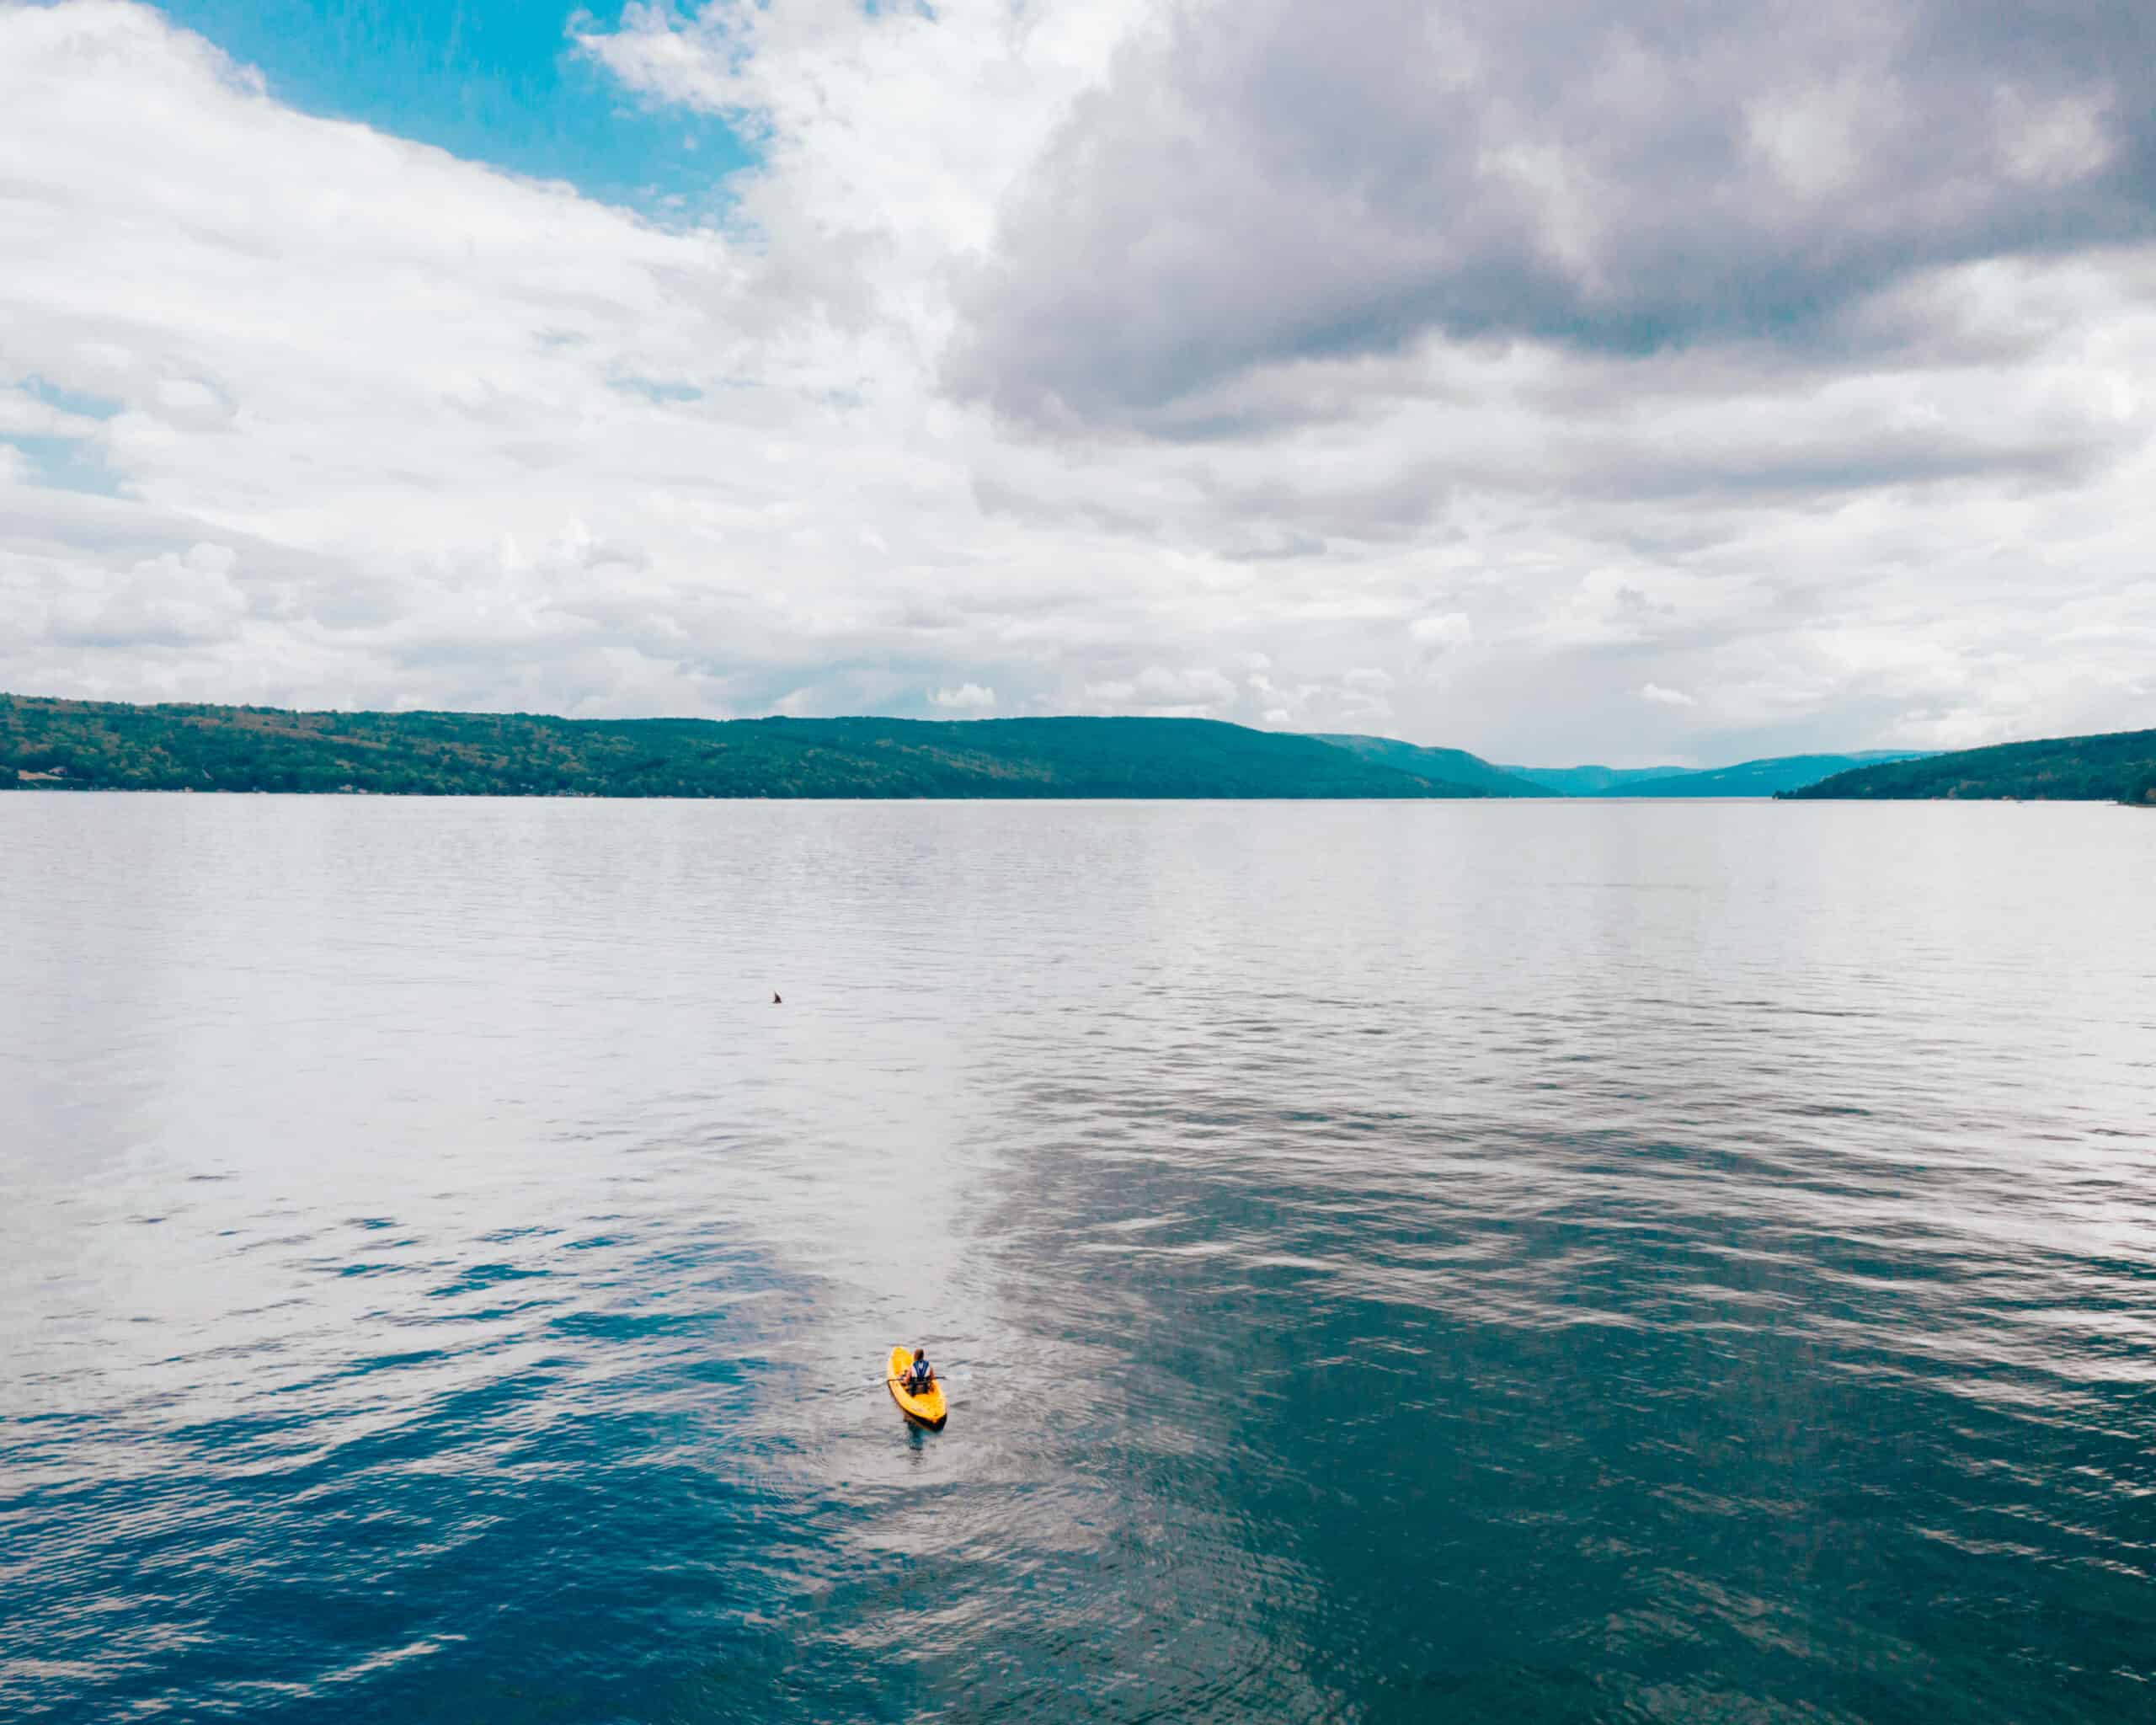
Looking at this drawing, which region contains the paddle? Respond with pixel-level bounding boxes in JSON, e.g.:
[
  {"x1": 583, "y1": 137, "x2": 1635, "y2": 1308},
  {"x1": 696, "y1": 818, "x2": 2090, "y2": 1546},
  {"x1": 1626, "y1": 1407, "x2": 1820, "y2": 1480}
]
[
  {"x1": 849, "y1": 1354, "x2": 989, "y2": 1391},
  {"x1": 859, "y1": 1367, "x2": 969, "y2": 1391}
]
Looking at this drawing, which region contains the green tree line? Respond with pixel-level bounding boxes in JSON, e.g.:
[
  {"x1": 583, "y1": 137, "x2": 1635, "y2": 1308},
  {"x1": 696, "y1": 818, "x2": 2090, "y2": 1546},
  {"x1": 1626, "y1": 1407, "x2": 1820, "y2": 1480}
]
[
  {"x1": 0, "y1": 696, "x2": 1495, "y2": 799},
  {"x1": 1785, "y1": 727, "x2": 2156, "y2": 804}
]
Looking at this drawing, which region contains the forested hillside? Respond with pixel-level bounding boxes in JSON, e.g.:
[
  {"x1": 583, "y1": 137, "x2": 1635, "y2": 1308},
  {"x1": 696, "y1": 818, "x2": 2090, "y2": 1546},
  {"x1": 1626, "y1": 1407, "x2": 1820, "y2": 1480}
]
[
  {"x1": 1307, "y1": 734, "x2": 1544, "y2": 796},
  {"x1": 1785, "y1": 729, "x2": 2156, "y2": 803},
  {"x1": 0, "y1": 697, "x2": 1492, "y2": 799}
]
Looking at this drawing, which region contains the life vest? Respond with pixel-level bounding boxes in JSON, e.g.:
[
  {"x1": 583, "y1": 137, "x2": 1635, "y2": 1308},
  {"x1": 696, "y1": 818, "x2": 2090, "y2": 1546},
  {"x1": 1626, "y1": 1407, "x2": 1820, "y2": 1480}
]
[{"x1": 909, "y1": 1359, "x2": 931, "y2": 1388}]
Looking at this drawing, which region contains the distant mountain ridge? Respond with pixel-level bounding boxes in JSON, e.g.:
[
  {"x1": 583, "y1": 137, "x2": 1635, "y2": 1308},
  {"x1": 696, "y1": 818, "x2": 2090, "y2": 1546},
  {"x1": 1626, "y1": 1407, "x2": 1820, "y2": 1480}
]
[
  {"x1": 1590, "y1": 751, "x2": 1931, "y2": 798},
  {"x1": 1501, "y1": 764, "x2": 1688, "y2": 795},
  {"x1": 12, "y1": 692, "x2": 2071, "y2": 803},
  {"x1": 1785, "y1": 729, "x2": 2156, "y2": 804},
  {"x1": 0, "y1": 696, "x2": 1492, "y2": 799},
  {"x1": 1502, "y1": 752, "x2": 1929, "y2": 797},
  {"x1": 1311, "y1": 738, "x2": 1927, "y2": 800}
]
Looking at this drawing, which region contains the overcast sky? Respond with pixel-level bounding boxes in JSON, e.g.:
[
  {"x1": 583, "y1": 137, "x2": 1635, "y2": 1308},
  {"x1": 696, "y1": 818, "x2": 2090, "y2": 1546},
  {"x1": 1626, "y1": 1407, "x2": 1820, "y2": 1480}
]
[{"x1": 3, "y1": 0, "x2": 2153, "y2": 764}]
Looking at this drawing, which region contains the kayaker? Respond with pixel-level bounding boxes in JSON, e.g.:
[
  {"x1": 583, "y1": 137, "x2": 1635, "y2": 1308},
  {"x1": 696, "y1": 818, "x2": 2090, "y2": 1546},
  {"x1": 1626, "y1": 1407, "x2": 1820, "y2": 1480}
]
[{"x1": 902, "y1": 1348, "x2": 935, "y2": 1396}]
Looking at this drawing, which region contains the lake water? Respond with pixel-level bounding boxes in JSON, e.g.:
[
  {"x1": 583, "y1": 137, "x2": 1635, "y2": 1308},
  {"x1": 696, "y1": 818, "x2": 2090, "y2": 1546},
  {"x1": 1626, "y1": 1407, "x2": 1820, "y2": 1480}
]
[{"x1": 3, "y1": 796, "x2": 2153, "y2": 1723}]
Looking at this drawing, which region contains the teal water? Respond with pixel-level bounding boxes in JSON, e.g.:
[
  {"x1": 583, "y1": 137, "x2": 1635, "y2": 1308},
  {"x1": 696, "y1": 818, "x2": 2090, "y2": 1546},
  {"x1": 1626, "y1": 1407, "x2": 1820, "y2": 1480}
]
[{"x1": 3, "y1": 797, "x2": 2153, "y2": 1722}]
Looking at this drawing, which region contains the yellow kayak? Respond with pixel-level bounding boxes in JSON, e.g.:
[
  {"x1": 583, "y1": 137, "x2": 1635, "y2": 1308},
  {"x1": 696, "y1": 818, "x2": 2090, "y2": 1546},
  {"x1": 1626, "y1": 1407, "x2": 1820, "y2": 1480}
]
[{"x1": 887, "y1": 1346, "x2": 947, "y2": 1429}]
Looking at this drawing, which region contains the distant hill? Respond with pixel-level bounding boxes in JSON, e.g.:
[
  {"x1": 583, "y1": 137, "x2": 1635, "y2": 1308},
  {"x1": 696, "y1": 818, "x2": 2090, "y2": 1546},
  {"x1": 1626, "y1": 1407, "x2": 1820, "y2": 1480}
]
[
  {"x1": 1501, "y1": 764, "x2": 1692, "y2": 795},
  {"x1": 1310, "y1": 734, "x2": 1545, "y2": 796},
  {"x1": 0, "y1": 696, "x2": 1496, "y2": 799},
  {"x1": 1598, "y1": 751, "x2": 1931, "y2": 798},
  {"x1": 1784, "y1": 729, "x2": 2156, "y2": 804}
]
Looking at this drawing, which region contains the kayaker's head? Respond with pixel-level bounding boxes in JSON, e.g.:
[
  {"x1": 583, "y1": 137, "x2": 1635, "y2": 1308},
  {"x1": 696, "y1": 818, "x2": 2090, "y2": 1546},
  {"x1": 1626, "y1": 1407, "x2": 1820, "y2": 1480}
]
[{"x1": 913, "y1": 1348, "x2": 926, "y2": 1362}]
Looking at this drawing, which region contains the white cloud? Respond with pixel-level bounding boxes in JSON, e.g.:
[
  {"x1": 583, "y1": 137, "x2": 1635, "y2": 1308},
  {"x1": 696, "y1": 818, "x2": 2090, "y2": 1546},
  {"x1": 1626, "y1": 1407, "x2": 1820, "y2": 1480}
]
[
  {"x1": 1641, "y1": 683, "x2": 1697, "y2": 708},
  {"x1": 1134, "y1": 665, "x2": 1236, "y2": 708},
  {"x1": 931, "y1": 681, "x2": 995, "y2": 709},
  {"x1": 0, "y1": 387, "x2": 104, "y2": 441},
  {"x1": 1409, "y1": 613, "x2": 1473, "y2": 649}
]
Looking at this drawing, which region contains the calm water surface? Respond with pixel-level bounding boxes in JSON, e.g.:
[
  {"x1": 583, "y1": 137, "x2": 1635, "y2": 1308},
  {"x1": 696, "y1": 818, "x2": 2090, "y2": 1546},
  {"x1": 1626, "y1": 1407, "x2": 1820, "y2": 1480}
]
[{"x1": 3, "y1": 797, "x2": 2153, "y2": 1722}]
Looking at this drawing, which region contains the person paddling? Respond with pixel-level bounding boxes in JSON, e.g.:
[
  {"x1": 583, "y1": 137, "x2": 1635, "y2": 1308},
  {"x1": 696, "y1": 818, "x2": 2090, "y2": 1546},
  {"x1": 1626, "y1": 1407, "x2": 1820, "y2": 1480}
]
[{"x1": 901, "y1": 1348, "x2": 935, "y2": 1397}]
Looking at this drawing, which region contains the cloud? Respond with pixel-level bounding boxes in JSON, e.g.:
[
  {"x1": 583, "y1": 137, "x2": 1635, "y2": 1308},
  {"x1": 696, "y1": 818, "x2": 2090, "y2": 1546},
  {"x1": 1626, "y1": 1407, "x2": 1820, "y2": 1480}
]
[
  {"x1": 1117, "y1": 665, "x2": 1238, "y2": 713},
  {"x1": 1409, "y1": 613, "x2": 1473, "y2": 649},
  {"x1": 947, "y1": 0, "x2": 2156, "y2": 432},
  {"x1": 931, "y1": 681, "x2": 996, "y2": 709},
  {"x1": 1641, "y1": 683, "x2": 1697, "y2": 708},
  {"x1": 1, "y1": 1, "x2": 2153, "y2": 765}
]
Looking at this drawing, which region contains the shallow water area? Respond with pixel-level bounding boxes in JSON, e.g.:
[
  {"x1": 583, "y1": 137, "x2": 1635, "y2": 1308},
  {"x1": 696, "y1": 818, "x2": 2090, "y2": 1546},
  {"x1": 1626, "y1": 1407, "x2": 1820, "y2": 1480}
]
[{"x1": 3, "y1": 795, "x2": 2153, "y2": 1722}]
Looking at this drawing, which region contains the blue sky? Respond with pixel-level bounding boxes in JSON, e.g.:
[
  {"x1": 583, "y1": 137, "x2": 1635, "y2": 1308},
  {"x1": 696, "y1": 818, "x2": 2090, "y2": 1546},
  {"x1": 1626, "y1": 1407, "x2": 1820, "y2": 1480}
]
[
  {"x1": 11, "y1": 377, "x2": 123, "y2": 496},
  {"x1": 159, "y1": 0, "x2": 755, "y2": 210}
]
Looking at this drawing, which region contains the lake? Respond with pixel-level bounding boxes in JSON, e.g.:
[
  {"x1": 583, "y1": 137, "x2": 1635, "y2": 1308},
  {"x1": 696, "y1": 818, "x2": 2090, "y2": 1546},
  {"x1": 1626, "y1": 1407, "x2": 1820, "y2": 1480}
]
[{"x1": 3, "y1": 795, "x2": 2153, "y2": 1722}]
